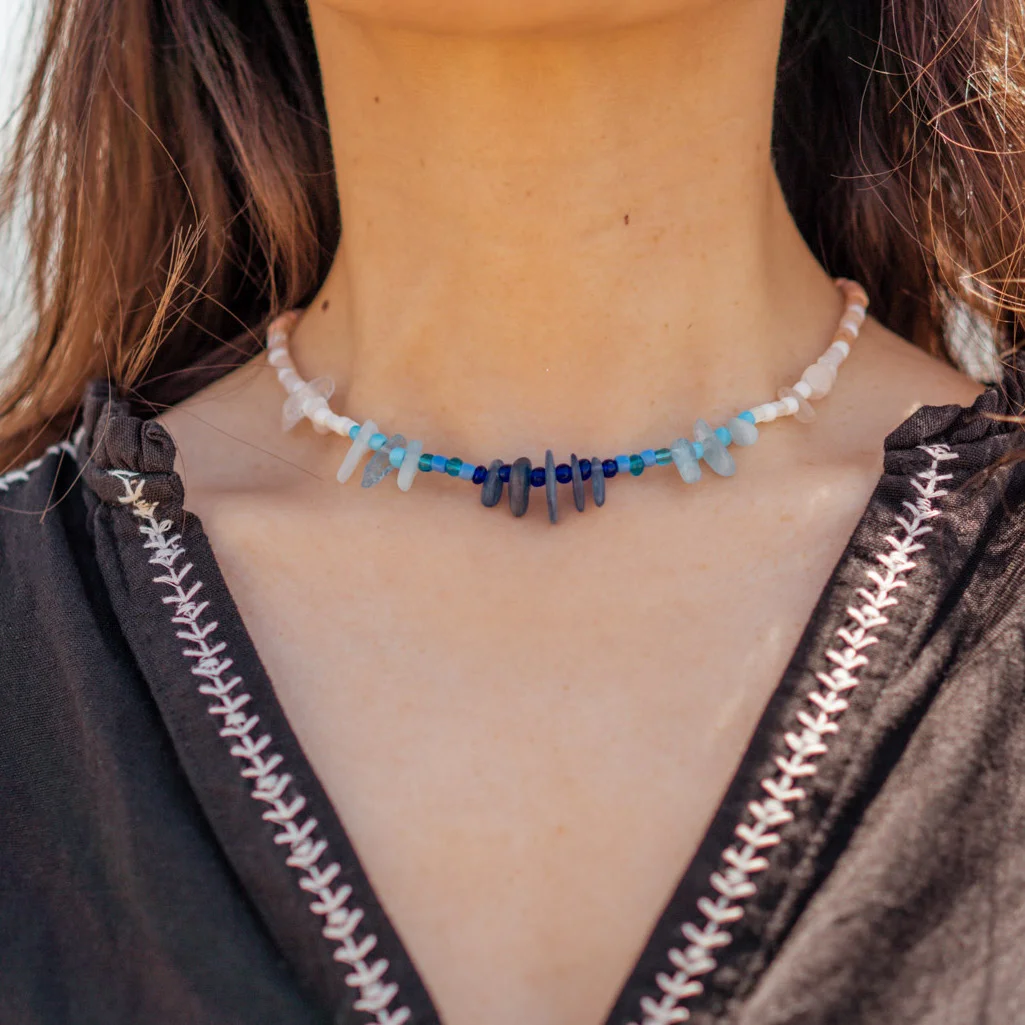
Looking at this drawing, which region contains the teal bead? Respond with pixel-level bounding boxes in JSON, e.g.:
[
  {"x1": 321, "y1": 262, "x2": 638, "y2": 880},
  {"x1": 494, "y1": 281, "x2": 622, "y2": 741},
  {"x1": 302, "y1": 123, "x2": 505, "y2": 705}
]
[
  {"x1": 655, "y1": 448, "x2": 672, "y2": 465},
  {"x1": 629, "y1": 454, "x2": 644, "y2": 476},
  {"x1": 419, "y1": 453, "x2": 434, "y2": 472},
  {"x1": 369, "y1": 432, "x2": 387, "y2": 450},
  {"x1": 445, "y1": 457, "x2": 463, "y2": 477}
]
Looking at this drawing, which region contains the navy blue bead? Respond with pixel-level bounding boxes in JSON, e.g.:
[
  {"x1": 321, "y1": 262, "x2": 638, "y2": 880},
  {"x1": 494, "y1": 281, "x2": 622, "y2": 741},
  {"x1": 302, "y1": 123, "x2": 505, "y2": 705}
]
[
  {"x1": 602, "y1": 459, "x2": 618, "y2": 478},
  {"x1": 530, "y1": 467, "x2": 546, "y2": 487},
  {"x1": 579, "y1": 458, "x2": 592, "y2": 480},
  {"x1": 555, "y1": 463, "x2": 572, "y2": 484},
  {"x1": 499, "y1": 464, "x2": 511, "y2": 483},
  {"x1": 472, "y1": 465, "x2": 488, "y2": 485}
]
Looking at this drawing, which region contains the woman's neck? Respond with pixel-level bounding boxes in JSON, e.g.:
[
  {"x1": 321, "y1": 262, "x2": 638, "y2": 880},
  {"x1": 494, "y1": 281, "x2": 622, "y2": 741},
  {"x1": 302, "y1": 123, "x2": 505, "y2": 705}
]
[{"x1": 300, "y1": 1, "x2": 841, "y2": 456}]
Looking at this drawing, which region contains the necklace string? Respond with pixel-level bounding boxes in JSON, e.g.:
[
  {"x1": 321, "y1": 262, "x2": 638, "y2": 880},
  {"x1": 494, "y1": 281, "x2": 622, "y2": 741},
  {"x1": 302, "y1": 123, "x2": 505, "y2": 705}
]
[{"x1": 266, "y1": 278, "x2": 868, "y2": 523}]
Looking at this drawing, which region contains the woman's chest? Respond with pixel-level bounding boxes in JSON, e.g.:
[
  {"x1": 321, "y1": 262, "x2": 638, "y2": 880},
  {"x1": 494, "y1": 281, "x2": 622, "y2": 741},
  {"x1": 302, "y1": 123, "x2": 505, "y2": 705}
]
[{"x1": 186, "y1": 462, "x2": 877, "y2": 1025}]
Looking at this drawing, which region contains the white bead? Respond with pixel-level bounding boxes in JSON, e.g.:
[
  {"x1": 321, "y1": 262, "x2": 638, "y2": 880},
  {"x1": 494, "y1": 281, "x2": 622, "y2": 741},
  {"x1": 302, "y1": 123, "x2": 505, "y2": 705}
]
[
  {"x1": 848, "y1": 303, "x2": 867, "y2": 320},
  {"x1": 831, "y1": 338, "x2": 851, "y2": 359},
  {"x1": 794, "y1": 379, "x2": 813, "y2": 400},
  {"x1": 780, "y1": 395, "x2": 800, "y2": 415},
  {"x1": 750, "y1": 403, "x2": 775, "y2": 423},
  {"x1": 839, "y1": 315, "x2": 861, "y2": 336},
  {"x1": 337, "y1": 419, "x2": 378, "y2": 483},
  {"x1": 801, "y1": 362, "x2": 834, "y2": 399},
  {"x1": 267, "y1": 348, "x2": 292, "y2": 368},
  {"x1": 398, "y1": 439, "x2": 424, "y2": 492},
  {"x1": 309, "y1": 402, "x2": 332, "y2": 433},
  {"x1": 277, "y1": 368, "x2": 302, "y2": 392}
]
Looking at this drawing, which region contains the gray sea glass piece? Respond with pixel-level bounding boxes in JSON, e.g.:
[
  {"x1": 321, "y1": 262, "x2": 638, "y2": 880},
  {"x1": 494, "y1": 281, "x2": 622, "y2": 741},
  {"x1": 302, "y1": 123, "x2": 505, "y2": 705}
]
[
  {"x1": 545, "y1": 450, "x2": 558, "y2": 524},
  {"x1": 361, "y1": 433, "x2": 406, "y2": 488},
  {"x1": 693, "y1": 418, "x2": 735, "y2": 477},
  {"x1": 570, "y1": 454, "x2": 586, "y2": 512},
  {"x1": 590, "y1": 456, "x2": 605, "y2": 507},
  {"x1": 481, "y1": 459, "x2": 504, "y2": 507},
  {"x1": 509, "y1": 457, "x2": 532, "y2": 517},
  {"x1": 726, "y1": 416, "x2": 759, "y2": 446},
  {"x1": 670, "y1": 437, "x2": 702, "y2": 484}
]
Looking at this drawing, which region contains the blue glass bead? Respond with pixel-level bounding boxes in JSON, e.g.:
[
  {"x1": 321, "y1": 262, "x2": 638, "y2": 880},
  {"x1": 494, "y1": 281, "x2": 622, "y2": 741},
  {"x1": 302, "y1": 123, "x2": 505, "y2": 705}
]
[
  {"x1": 603, "y1": 459, "x2": 618, "y2": 478},
  {"x1": 348, "y1": 424, "x2": 360, "y2": 440},
  {"x1": 693, "y1": 442, "x2": 704, "y2": 460},
  {"x1": 640, "y1": 449, "x2": 657, "y2": 467},
  {"x1": 369, "y1": 432, "x2": 388, "y2": 451},
  {"x1": 472, "y1": 465, "x2": 488, "y2": 485},
  {"x1": 555, "y1": 463, "x2": 572, "y2": 484},
  {"x1": 591, "y1": 455, "x2": 606, "y2": 506},
  {"x1": 419, "y1": 453, "x2": 433, "y2": 472},
  {"x1": 579, "y1": 458, "x2": 592, "y2": 480},
  {"x1": 530, "y1": 467, "x2": 546, "y2": 487},
  {"x1": 715, "y1": 426, "x2": 732, "y2": 446},
  {"x1": 694, "y1": 418, "x2": 736, "y2": 476},
  {"x1": 389, "y1": 447, "x2": 405, "y2": 469},
  {"x1": 431, "y1": 454, "x2": 448, "y2": 473},
  {"x1": 655, "y1": 448, "x2": 672, "y2": 465},
  {"x1": 459, "y1": 461, "x2": 476, "y2": 480},
  {"x1": 499, "y1": 464, "x2": 511, "y2": 483},
  {"x1": 739, "y1": 410, "x2": 756, "y2": 424},
  {"x1": 445, "y1": 457, "x2": 463, "y2": 477},
  {"x1": 629, "y1": 454, "x2": 644, "y2": 476},
  {"x1": 670, "y1": 437, "x2": 701, "y2": 484},
  {"x1": 363, "y1": 433, "x2": 406, "y2": 488},
  {"x1": 569, "y1": 454, "x2": 585, "y2": 512},
  {"x1": 727, "y1": 415, "x2": 759, "y2": 446},
  {"x1": 616, "y1": 455, "x2": 631, "y2": 473}
]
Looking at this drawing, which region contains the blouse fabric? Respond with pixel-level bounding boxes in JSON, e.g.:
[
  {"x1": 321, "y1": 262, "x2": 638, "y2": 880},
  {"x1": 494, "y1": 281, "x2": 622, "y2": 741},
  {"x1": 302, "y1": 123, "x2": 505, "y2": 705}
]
[{"x1": 2, "y1": 376, "x2": 1025, "y2": 1025}]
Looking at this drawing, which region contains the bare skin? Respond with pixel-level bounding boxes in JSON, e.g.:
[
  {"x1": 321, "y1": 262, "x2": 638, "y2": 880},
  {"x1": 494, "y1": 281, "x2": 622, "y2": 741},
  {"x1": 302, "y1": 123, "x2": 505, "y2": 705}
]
[{"x1": 161, "y1": 3, "x2": 984, "y2": 1024}]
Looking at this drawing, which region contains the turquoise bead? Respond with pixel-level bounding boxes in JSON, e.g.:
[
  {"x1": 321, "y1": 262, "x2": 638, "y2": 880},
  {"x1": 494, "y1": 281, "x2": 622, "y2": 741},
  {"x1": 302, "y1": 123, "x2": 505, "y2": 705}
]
[
  {"x1": 369, "y1": 432, "x2": 387, "y2": 451},
  {"x1": 389, "y1": 447, "x2": 405, "y2": 469},
  {"x1": 693, "y1": 442, "x2": 704, "y2": 460},
  {"x1": 739, "y1": 410, "x2": 756, "y2": 424},
  {"x1": 348, "y1": 424, "x2": 360, "y2": 440},
  {"x1": 715, "y1": 426, "x2": 732, "y2": 446}
]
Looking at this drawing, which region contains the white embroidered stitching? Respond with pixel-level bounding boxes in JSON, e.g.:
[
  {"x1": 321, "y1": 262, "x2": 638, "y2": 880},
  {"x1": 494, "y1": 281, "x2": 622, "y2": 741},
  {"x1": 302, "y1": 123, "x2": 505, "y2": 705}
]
[
  {"x1": 0, "y1": 428, "x2": 83, "y2": 492},
  {"x1": 632, "y1": 443, "x2": 960, "y2": 1025},
  {"x1": 109, "y1": 468, "x2": 411, "y2": 1025}
]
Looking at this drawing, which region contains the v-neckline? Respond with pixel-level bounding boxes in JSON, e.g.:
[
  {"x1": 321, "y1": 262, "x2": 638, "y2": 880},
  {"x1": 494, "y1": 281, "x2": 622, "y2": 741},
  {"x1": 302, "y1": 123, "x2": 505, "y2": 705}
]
[{"x1": 83, "y1": 382, "x2": 989, "y2": 1025}]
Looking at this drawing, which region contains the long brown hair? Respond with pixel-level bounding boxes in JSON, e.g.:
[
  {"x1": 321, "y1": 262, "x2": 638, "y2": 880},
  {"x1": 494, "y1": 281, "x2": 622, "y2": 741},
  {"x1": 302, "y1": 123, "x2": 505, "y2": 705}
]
[{"x1": 0, "y1": 1, "x2": 1022, "y2": 468}]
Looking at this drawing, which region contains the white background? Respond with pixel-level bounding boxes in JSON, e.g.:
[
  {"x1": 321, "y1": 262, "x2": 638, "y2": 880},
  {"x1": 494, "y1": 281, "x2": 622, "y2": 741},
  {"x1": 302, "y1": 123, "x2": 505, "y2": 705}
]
[{"x1": 0, "y1": 0, "x2": 39, "y2": 350}]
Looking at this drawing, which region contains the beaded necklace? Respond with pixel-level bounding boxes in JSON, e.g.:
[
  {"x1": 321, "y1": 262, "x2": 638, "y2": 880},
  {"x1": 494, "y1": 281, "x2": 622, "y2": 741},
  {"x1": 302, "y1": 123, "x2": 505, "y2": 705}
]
[{"x1": 266, "y1": 277, "x2": 868, "y2": 522}]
